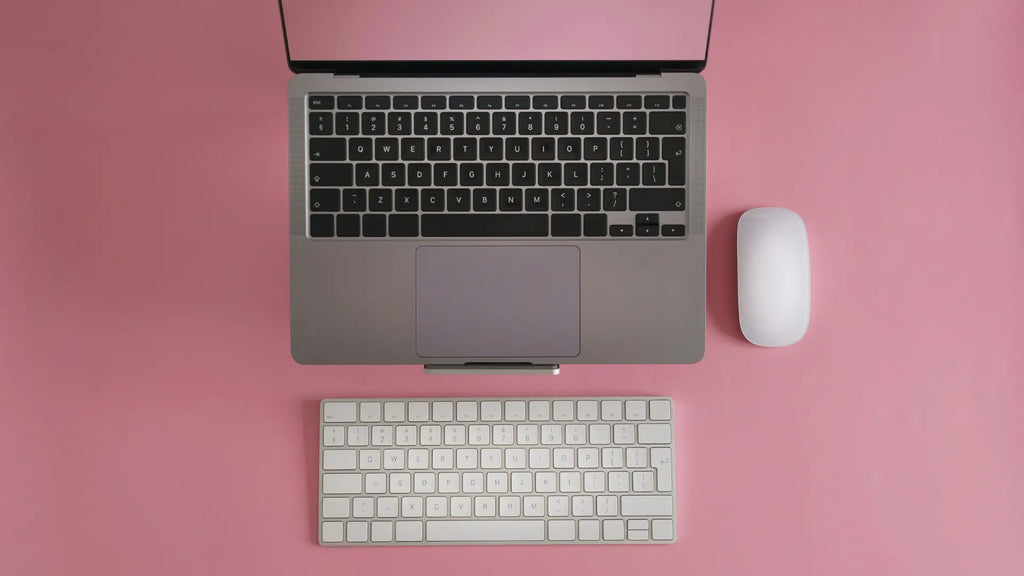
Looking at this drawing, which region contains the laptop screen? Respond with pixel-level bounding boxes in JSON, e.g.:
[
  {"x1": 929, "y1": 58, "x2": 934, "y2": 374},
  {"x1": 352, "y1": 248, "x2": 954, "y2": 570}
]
[{"x1": 280, "y1": 0, "x2": 713, "y2": 63}]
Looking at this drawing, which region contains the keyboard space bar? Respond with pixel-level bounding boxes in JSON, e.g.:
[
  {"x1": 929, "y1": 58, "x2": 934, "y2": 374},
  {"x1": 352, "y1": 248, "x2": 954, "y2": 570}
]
[
  {"x1": 421, "y1": 214, "x2": 549, "y2": 237},
  {"x1": 426, "y1": 520, "x2": 546, "y2": 542}
]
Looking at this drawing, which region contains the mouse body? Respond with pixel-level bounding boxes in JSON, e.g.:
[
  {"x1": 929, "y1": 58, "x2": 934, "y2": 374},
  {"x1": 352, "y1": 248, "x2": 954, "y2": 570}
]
[{"x1": 737, "y1": 208, "x2": 811, "y2": 347}]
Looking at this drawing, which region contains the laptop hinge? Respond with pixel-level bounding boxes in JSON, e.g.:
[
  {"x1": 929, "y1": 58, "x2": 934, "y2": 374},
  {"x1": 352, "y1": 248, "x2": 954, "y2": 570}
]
[{"x1": 423, "y1": 363, "x2": 560, "y2": 375}]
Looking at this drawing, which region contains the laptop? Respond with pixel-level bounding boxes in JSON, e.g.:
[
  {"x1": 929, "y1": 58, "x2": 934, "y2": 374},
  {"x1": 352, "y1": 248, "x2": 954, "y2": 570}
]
[{"x1": 280, "y1": 1, "x2": 713, "y2": 373}]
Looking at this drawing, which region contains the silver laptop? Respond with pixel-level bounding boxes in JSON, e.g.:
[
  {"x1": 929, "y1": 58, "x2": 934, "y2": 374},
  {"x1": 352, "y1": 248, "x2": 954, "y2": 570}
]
[{"x1": 281, "y1": 1, "x2": 714, "y2": 372}]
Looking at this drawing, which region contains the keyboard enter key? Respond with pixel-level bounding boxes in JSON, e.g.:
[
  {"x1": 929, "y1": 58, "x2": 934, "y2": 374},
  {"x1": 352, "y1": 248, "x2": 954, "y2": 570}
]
[{"x1": 628, "y1": 189, "x2": 685, "y2": 212}]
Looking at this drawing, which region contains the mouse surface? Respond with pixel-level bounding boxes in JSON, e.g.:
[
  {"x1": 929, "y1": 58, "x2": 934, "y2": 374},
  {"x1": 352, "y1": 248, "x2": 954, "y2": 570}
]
[{"x1": 737, "y1": 208, "x2": 811, "y2": 347}]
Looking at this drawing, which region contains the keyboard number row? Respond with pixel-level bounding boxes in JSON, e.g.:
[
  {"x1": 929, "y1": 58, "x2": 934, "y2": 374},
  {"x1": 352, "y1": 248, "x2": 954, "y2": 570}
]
[{"x1": 323, "y1": 423, "x2": 671, "y2": 447}]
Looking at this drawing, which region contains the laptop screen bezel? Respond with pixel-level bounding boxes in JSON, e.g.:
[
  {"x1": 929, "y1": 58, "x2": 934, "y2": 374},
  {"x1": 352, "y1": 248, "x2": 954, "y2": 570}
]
[{"x1": 277, "y1": 0, "x2": 715, "y2": 75}]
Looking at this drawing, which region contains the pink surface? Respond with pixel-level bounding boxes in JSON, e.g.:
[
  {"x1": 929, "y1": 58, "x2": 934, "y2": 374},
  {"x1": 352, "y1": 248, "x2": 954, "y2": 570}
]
[
  {"x1": 1, "y1": 0, "x2": 1023, "y2": 574},
  {"x1": 282, "y1": 0, "x2": 713, "y2": 61}
]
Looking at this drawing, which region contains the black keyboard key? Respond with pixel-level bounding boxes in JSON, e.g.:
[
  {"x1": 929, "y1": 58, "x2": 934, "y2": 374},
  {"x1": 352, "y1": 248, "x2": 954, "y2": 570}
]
[
  {"x1": 583, "y1": 214, "x2": 608, "y2": 237},
  {"x1": 363, "y1": 214, "x2": 386, "y2": 237},
  {"x1": 642, "y1": 163, "x2": 666, "y2": 186},
  {"x1": 365, "y1": 95, "x2": 390, "y2": 110},
  {"x1": 394, "y1": 95, "x2": 418, "y2": 110},
  {"x1": 422, "y1": 214, "x2": 548, "y2": 237},
  {"x1": 467, "y1": 112, "x2": 489, "y2": 135},
  {"x1": 480, "y1": 138, "x2": 503, "y2": 160},
  {"x1": 590, "y1": 163, "x2": 613, "y2": 186},
  {"x1": 650, "y1": 111, "x2": 686, "y2": 135},
  {"x1": 449, "y1": 95, "x2": 474, "y2": 110},
  {"x1": 583, "y1": 137, "x2": 607, "y2": 160},
  {"x1": 616, "y1": 95, "x2": 642, "y2": 109},
  {"x1": 532, "y1": 138, "x2": 555, "y2": 160},
  {"x1": 525, "y1": 189, "x2": 549, "y2": 211},
  {"x1": 309, "y1": 112, "x2": 332, "y2": 135},
  {"x1": 636, "y1": 213, "x2": 659, "y2": 225},
  {"x1": 355, "y1": 164, "x2": 379, "y2": 186},
  {"x1": 382, "y1": 163, "x2": 405, "y2": 186},
  {"x1": 447, "y1": 188, "x2": 471, "y2": 211},
  {"x1": 395, "y1": 189, "x2": 419, "y2": 211},
  {"x1": 533, "y1": 95, "x2": 557, "y2": 109},
  {"x1": 309, "y1": 138, "x2": 346, "y2": 161},
  {"x1": 493, "y1": 112, "x2": 516, "y2": 135},
  {"x1": 473, "y1": 188, "x2": 497, "y2": 211},
  {"x1": 538, "y1": 163, "x2": 562, "y2": 186},
  {"x1": 500, "y1": 188, "x2": 523, "y2": 211},
  {"x1": 577, "y1": 188, "x2": 600, "y2": 211},
  {"x1": 460, "y1": 163, "x2": 483, "y2": 186},
  {"x1": 388, "y1": 112, "x2": 412, "y2": 135},
  {"x1": 662, "y1": 137, "x2": 686, "y2": 185},
  {"x1": 623, "y1": 111, "x2": 646, "y2": 135},
  {"x1": 672, "y1": 95, "x2": 687, "y2": 109},
  {"x1": 434, "y1": 163, "x2": 458, "y2": 186},
  {"x1": 349, "y1": 138, "x2": 372, "y2": 160},
  {"x1": 486, "y1": 163, "x2": 510, "y2": 186},
  {"x1": 610, "y1": 138, "x2": 633, "y2": 160},
  {"x1": 477, "y1": 95, "x2": 502, "y2": 110},
  {"x1": 408, "y1": 163, "x2": 431, "y2": 186},
  {"x1": 310, "y1": 163, "x2": 353, "y2": 186},
  {"x1": 506, "y1": 138, "x2": 529, "y2": 160},
  {"x1": 570, "y1": 112, "x2": 595, "y2": 135},
  {"x1": 629, "y1": 188, "x2": 685, "y2": 211},
  {"x1": 402, "y1": 137, "x2": 425, "y2": 161},
  {"x1": 588, "y1": 95, "x2": 613, "y2": 109},
  {"x1": 309, "y1": 95, "x2": 334, "y2": 109},
  {"x1": 637, "y1": 224, "x2": 659, "y2": 237},
  {"x1": 597, "y1": 112, "x2": 620, "y2": 134},
  {"x1": 440, "y1": 112, "x2": 464, "y2": 135},
  {"x1": 662, "y1": 224, "x2": 685, "y2": 236},
  {"x1": 560, "y1": 95, "x2": 586, "y2": 109},
  {"x1": 343, "y1": 188, "x2": 367, "y2": 212},
  {"x1": 603, "y1": 188, "x2": 626, "y2": 211},
  {"x1": 551, "y1": 214, "x2": 581, "y2": 237},
  {"x1": 375, "y1": 138, "x2": 400, "y2": 160},
  {"x1": 422, "y1": 96, "x2": 446, "y2": 110},
  {"x1": 421, "y1": 189, "x2": 445, "y2": 211},
  {"x1": 453, "y1": 138, "x2": 477, "y2": 160},
  {"x1": 505, "y1": 95, "x2": 530, "y2": 109},
  {"x1": 636, "y1": 137, "x2": 659, "y2": 160},
  {"x1": 544, "y1": 112, "x2": 568, "y2": 135},
  {"x1": 564, "y1": 163, "x2": 588, "y2": 186},
  {"x1": 389, "y1": 214, "x2": 418, "y2": 237},
  {"x1": 337, "y1": 214, "x2": 360, "y2": 237},
  {"x1": 369, "y1": 188, "x2": 392, "y2": 212},
  {"x1": 610, "y1": 224, "x2": 633, "y2": 236},
  {"x1": 337, "y1": 96, "x2": 362, "y2": 110},
  {"x1": 427, "y1": 137, "x2": 451, "y2": 161},
  {"x1": 616, "y1": 163, "x2": 640, "y2": 186},
  {"x1": 361, "y1": 112, "x2": 385, "y2": 135},
  {"x1": 644, "y1": 95, "x2": 670, "y2": 109},
  {"x1": 558, "y1": 138, "x2": 582, "y2": 161},
  {"x1": 552, "y1": 188, "x2": 574, "y2": 211},
  {"x1": 335, "y1": 112, "x2": 359, "y2": 135},
  {"x1": 519, "y1": 112, "x2": 542, "y2": 135},
  {"x1": 310, "y1": 214, "x2": 334, "y2": 237},
  {"x1": 414, "y1": 112, "x2": 438, "y2": 135},
  {"x1": 310, "y1": 188, "x2": 341, "y2": 212},
  {"x1": 512, "y1": 163, "x2": 536, "y2": 186}
]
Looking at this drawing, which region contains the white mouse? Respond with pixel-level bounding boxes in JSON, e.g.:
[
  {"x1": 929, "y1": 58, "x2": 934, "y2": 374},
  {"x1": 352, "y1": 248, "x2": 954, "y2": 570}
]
[{"x1": 737, "y1": 207, "x2": 811, "y2": 347}]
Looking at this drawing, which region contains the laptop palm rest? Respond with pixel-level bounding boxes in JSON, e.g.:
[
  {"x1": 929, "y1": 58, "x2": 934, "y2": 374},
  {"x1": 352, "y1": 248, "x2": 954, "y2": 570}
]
[{"x1": 416, "y1": 246, "x2": 580, "y2": 359}]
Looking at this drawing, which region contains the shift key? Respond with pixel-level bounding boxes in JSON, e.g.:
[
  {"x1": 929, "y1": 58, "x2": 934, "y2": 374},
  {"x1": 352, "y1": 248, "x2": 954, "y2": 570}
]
[{"x1": 629, "y1": 189, "x2": 685, "y2": 212}]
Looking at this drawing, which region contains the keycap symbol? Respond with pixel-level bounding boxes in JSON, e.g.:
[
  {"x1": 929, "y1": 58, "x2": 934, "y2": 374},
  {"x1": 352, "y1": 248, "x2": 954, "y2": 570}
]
[
  {"x1": 675, "y1": 201, "x2": 682, "y2": 208},
  {"x1": 675, "y1": 124, "x2": 683, "y2": 131}
]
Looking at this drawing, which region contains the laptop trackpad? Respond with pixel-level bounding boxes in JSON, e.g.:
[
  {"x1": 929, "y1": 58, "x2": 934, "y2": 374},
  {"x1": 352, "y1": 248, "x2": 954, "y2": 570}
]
[{"x1": 416, "y1": 246, "x2": 580, "y2": 358}]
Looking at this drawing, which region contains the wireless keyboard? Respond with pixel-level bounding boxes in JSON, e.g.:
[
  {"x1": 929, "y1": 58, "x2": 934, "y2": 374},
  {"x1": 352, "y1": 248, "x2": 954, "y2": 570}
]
[{"x1": 319, "y1": 397, "x2": 676, "y2": 546}]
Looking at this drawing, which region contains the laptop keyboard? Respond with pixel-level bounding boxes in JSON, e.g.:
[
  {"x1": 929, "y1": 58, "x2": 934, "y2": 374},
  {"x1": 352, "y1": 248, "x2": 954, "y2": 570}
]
[{"x1": 306, "y1": 94, "x2": 688, "y2": 239}]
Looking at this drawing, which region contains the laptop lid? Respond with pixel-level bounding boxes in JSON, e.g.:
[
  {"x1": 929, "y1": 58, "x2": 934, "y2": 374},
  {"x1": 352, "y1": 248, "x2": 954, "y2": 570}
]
[{"x1": 278, "y1": 0, "x2": 715, "y2": 75}]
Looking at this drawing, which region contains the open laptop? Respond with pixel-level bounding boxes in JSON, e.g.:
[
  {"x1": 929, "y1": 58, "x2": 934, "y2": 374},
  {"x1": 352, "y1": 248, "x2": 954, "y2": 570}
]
[{"x1": 280, "y1": 1, "x2": 713, "y2": 373}]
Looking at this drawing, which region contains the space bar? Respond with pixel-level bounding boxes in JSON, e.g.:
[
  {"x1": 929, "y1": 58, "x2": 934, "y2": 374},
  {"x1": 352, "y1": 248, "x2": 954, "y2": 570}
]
[
  {"x1": 421, "y1": 214, "x2": 549, "y2": 237},
  {"x1": 426, "y1": 520, "x2": 546, "y2": 542}
]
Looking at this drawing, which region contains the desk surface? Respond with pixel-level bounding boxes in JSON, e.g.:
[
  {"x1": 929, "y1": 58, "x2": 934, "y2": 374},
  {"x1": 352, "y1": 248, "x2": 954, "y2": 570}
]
[{"x1": 1, "y1": 1, "x2": 1022, "y2": 574}]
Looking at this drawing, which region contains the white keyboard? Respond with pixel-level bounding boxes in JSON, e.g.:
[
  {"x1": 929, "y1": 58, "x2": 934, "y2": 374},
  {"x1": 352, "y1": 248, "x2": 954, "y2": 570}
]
[{"x1": 319, "y1": 397, "x2": 676, "y2": 546}]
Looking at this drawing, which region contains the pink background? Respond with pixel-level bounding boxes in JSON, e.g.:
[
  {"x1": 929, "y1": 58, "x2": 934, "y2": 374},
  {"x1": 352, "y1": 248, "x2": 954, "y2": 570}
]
[
  {"x1": 1, "y1": 0, "x2": 1023, "y2": 574},
  {"x1": 282, "y1": 0, "x2": 712, "y2": 61}
]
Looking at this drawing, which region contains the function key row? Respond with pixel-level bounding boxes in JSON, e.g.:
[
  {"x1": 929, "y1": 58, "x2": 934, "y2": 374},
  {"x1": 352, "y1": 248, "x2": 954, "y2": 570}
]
[
  {"x1": 323, "y1": 399, "x2": 672, "y2": 424},
  {"x1": 309, "y1": 94, "x2": 688, "y2": 111}
]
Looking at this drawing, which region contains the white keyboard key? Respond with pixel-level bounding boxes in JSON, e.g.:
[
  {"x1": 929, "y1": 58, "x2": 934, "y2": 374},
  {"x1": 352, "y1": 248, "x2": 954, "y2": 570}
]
[
  {"x1": 613, "y1": 424, "x2": 635, "y2": 444},
  {"x1": 451, "y1": 496, "x2": 472, "y2": 517},
  {"x1": 504, "y1": 401, "x2": 526, "y2": 421},
  {"x1": 492, "y1": 424, "x2": 514, "y2": 445},
  {"x1": 456, "y1": 401, "x2": 477, "y2": 422},
  {"x1": 628, "y1": 519, "x2": 649, "y2": 531},
  {"x1": 426, "y1": 496, "x2": 447, "y2": 517},
  {"x1": 323, "y1": 449, "x2": 357, "y2": 470},
  {"x1": 572, "y1": 495, "x2": 594, "y2": 516},
  {"x1": 511, "y1": 472, "x2": 532, "y2": 493},
  {"x1": 625, "y1": 400, "x2": 647, "y2": 421},
  {"x1": 408, "y1": 449, "x2": 429, "y2": 470},
  {"x1": 432, "y1": 448, "x2": 454, "y2": 469},
  {"x1": 601, "y1": 400, "x2": 623, "y2": 421},
  {"x1": 377, "y1": 497, "x2": 399, "y2": 518},
  {"x1": 371, "y1": 426, "x2": 393, "y2": 446},
  {"x1": 633, "y1": 471, "x2": 655, "y2": 492},
  {"x1": 438, "y1": 472, "x2": 460, "y2": 493},
  {"x1": 652, "y1": 519, "x2": 673, "y2": 540},
  {"x1": 359, "y1": 449, "x2": 380, "y2": 470},
  {"x1": 456, "y1": 448, "x2": 477, "y2": 469},
  {"x1": 578, "y1": 448, "x2": 600, "y2": 469},
  {"x1": 626, "y1": 447, "x2": 648, "y2": 468},
  {"x1": 528, "y1": 400, "x2": 550, "y2": 421},
  {"x1": 420, "y1": 425, "x2": 441, "y2": 446},
  {"x1": 413, "y1": 472, "x2": 434, "y2": 493},
  {"x1": 432, "y1": 401, "x2": 454, "y2": 422},
  {"x1": 487, "y1": 472, "x2": 509, "y2": 493},
  {"x1": 499, "y1": 496, "x2": 520, "y2": 517},
  {"x1": 603, "y1": 519, "x2": 625, "y2": 541},
  {"x1": 323, "y1": 426, "x2": 345, "y2": 446},
  {"x1": 523, "y1": 496, "x2": 545, "y2": 516},
  {"x1": 395, "y1": 521, "x2": 423, "y2": 542},
  {"x1": 395, "y1": 425, "x2": 417, "y2": 446},
  {"x1": 426, "y1": 520, "x2": 544, "y2": 542},
  {"x1": 480, "y1": 448, "x2": 502, "y2": 469},
  {"x1": 516, "y1": 424, "x2": 538, "y2": 445},
  {"x1": 637, "y1": 423, "x2": 672, "y2": 444},
  {"x1": 548, "y1": 519, "x2": 576, "y2": 541},
  {"x1": 323, "y1": 473, "x2": 361, "y2": 494},
  {"x1": 649, "y1": 400, "x2": 671, "y2": 421},
  {"x1": 548, "y1": 495, "x2": 569, "y2": 516},
  {"x1": 536, "y1": 472, "x2": 557, "y2": 493},
  {"x1": 475, "y1": 496, "x2": 496, "y2": 517},
  {"x1": 352, "y1": 497, "x2": 374, "y2": 518},
  {"x1": 565, "y1": 424, "x2": 587, "y2": 445},
  {"x1": 347, "y1": 426, "x2": 368, "y2": 446},
  {"x1": 621, "y1": 495, "x2": 673, "y2": 516},
  {"x1": 579, "y1": 519, "x2": 600, "y2": 541},
  {"x1": 402, "y1": 496, "x2": 423, "y2": 517},
  {"x1": 408, "y1": 402, "x2": 429, "y2": 422},
  {"x1": 559, "y1": 471, "x2": 581, "y2": 493},
  {"x1": 552, "y1": 400, "x2": 574, "y2": 421},
  {"x1": 468, "y1": 424, "x2": 490, "y2": 445},
  {"x1": 602, "y1": 447, "x2": 624, "y2": 468},
  {"x1": 577, "y1": 400, "x2": 599, "y2": 421},
  {"x1": 609, "y1": 471, "x2": 630, "y2": 492},
  {"x1": 384, "y1": 401, "x2": 405, "y2": 422},
  {"x1": 504, "y1": 448, "x2": 527, "y2": 469},
  {"x1": 597, "y1": 495, "x2": 618, "y2": 516},
  {"x1": 463, "y1": 472, "x2": 484, "y2": 493},
  {"x1": 324, "y1": 402, "x2": 357, "y2": 423},
  {"x1": 480, "y1": 401, "x2": 502, "y2": 421},
  {"x1": 628, "y1": 529, "x2": 649, "y2": 541},
  {"x1": 347, "y1": 521, "x2": 368, "y2": 542},
  {"x1": 322, "y1": 497, "x2": 350, "y2": 518},
  {"x1": 389, "y1": 473, "x2": 411, "y2": 494},
  {"x1": 322, "y1": 521, "x2": 344, "y2": 543},
  {"x1": 589, "y1": 424, "x2": 611, "y2": 445},
  {"x1": 371, "y1": 521, "x2": 393, "y2": 542},
  {"x1": 360, "y1": 402, "x2": 382, "y2": 423},
  {"x1": 529, "y1": 448, "x2": 551, "y2": 469},
  {"x1": 584, "y1": 471, "x2": 606, "y2": 493},
  {"x1": 651, "y1": 447, "x2": 673, "y2": 492},
  {"x1": 365, "y1": 473, "x2": 387, "y2": 494},
  {"x1": 383, "y1": 449, "x2": 404, "y2": 470},
  {"x1": 540, "y1": 424, "x2": 562, "y2": 445},
  {"x1": 553, "y1": 448, "x2": 575, "y2": 469}
]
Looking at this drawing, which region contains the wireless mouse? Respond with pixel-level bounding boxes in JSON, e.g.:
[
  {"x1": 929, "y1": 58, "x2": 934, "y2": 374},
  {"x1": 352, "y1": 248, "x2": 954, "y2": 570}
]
[{"x1": 737, "y1": 208, "x2": 811, "y2": 347}]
